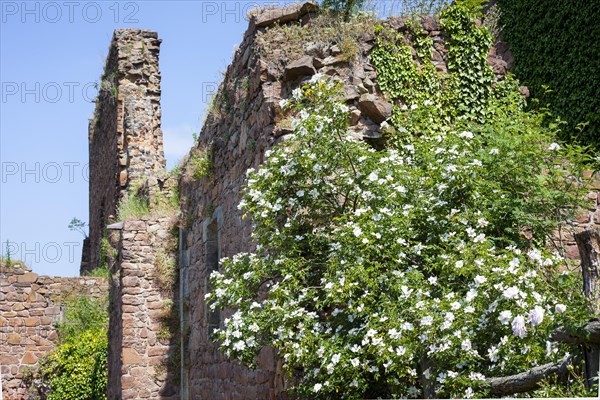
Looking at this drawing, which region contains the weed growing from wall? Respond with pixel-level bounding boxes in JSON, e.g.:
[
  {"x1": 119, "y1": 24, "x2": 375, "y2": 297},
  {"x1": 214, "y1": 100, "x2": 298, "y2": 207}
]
[
  {"x1": 117, "y1": 192, "x2": 150, "y2": 220},
  {"x1": 255, "y1": 11, "x2": 375, "y2": 66},
  {"x1": 3, "y1": 239, "x2": 12, "y2": 268},
  {"x1": 155, "y1": 248, "x2": 178, "y2": 292},
  {"x1": 187, "y1": 144, "x2": 214, "y2": 181}
]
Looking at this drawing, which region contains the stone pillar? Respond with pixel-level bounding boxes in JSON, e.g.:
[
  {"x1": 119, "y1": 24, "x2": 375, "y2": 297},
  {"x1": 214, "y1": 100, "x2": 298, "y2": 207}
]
[
  {"x1": 85, "y1": 29, "x2": 165, "y2": 275},
  {"x1": 108, "y1": 218, "x2": 179, "y2": 399}
]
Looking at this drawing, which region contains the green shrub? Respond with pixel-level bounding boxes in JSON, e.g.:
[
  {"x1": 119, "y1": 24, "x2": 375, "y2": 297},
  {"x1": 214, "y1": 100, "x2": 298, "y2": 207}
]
[
  {"x1": 37, "y1": 329, "x2": 108, "y2": 400},
  {"x1": 206, "y1": 5, "x2": 593, "y2": 398},
  {"x1": 25, "y1": 296, "x2": 109, "y2": 399},
  {"x1": 57, "y1": 296, "x2": 108, "y2": 343},
  {"x1": 321, "y1": 0, "x2": 366, "y2": 20},
  {"x1": 189, "y1": 147, "x2": 213, "y2": 180}
]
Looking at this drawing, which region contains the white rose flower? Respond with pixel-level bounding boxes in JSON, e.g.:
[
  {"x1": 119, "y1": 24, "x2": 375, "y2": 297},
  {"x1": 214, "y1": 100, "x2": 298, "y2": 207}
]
[
  {"x1": 498, "y1": 310, "x2": 512, "y2": 325},
  {"x1": 331, "y1": 353, "x2": 341, "y2": 365},
  {"x1": 548, "y1": 142, "x2": 561, "y2": 151},
  {"x1": 529, "y1": 305, "x2": 545, "y2": 326},
  {"x1": 465, "y1": 289, "x2": 478, "y2": 302},
  {"x1": 461, "y1": 339, "x2": 472, "y2": 351},
  {"x1": 511, "y1": 315, "x2": 527, "y2": 338},
  {"x1": 503, "y1": 286, "x2": 519, "y2": 299},
  {"x1": 488, "y1": 345, "x2": 499, "y2": 362},
  {"x1": 555, "y1": 304, "x2": 567, "y2": 314}
]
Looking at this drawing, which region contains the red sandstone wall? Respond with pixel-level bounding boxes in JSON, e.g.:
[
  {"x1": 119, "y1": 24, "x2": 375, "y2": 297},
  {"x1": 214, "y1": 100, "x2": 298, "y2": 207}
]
[
  {"x1": 561, "y1": 173, "x2": 600, "y2": 260},
  {"x1": 86, "y1": 29, "x2": 165, "y2": 275},
  {"x1": 0, "y1": 268, "x2": 107, "y2": 399},
  {"x1": 107, "y1": 217, "x2": 180, "y2": 400}
]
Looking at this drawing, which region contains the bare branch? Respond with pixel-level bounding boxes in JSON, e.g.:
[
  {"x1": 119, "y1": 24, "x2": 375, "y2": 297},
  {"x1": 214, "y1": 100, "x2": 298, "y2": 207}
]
[
  {"x1": 484, "y1": 354, "x2": 579, "y2": 395},
  {"x1": 552, "y1": 320, "x2": 600, "y2": 345}
]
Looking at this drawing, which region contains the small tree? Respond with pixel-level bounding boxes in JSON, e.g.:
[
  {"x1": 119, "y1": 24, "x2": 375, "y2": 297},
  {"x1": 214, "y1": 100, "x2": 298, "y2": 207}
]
[
  {"x1": 4, "y1": 239, "x2": 12, "y2": 267},
  {"x1": 68, "y1": 217, "x2": 88, "y2": 238}
]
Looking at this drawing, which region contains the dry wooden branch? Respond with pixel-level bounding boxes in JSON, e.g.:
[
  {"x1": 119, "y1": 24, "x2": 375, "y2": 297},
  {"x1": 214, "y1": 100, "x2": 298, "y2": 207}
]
[
  {"x1": 575, "y1": 229, "x2": 600, "y2": 313},
  {"x1": 484, "y1": 354, "x2": 578, "y2": 395},
  {"x1": 574, "y1": 228, "x2": 600, "y2": 388},
  {"x1": 552, "y1": 320, "x2": 600, "y2": 345}
]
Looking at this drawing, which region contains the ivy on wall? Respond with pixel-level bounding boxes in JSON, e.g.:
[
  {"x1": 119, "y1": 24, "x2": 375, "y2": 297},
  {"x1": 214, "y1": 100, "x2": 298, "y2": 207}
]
[
  {"x1": 497, "y1": 0, "x2": 600, "y2": 148},
  {"x1": 442, "y1": 4, "x2": 495, "y2": 119},
  {"x1": 370, "y1": 4, "x2": 496, "y2": 133}
]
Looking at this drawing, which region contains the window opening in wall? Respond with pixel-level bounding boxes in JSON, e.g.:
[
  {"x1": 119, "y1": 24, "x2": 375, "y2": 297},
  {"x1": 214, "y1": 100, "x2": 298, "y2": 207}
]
[{"x1": 205, "y1": 219, "x2": 220, "y2": 336}]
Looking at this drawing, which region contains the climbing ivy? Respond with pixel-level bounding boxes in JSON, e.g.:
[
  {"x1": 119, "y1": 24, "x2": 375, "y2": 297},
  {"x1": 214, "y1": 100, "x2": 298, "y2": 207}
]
[
  {"x1": 440, "y1": 4, "x2": 495, "y2": 120},
  {"x1": 369, "y1": 23, "x2": 440, "y2": 131},
  {"x1": 370, "y1": 3, "x2": 497, "y2": 137},
  {"x1": 497, "y1": 0, "x2": 600, "y2": 148}
]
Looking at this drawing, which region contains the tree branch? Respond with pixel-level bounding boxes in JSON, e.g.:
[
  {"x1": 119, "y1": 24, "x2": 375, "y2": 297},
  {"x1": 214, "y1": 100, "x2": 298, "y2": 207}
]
[
  {"x1": 484, "y1": 354, "x2": 579, "y2": 395},
  {"x1": 551, "y1": 320, "x2": 600, "y2": 345}
]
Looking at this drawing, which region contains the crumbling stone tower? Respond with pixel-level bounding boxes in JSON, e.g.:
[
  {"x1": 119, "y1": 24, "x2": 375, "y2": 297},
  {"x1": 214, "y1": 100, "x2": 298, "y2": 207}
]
[{"x1": 84, "y1": 29, "x2": 165, "y2": 274}]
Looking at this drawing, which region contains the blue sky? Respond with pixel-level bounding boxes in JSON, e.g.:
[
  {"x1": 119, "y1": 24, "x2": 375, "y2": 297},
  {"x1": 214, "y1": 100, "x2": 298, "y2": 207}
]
[
  {"x1": 0, "y1": 0, "x2": 442, "y2": 276},
  {"x1": 0, "y1": 0, "x2": 302, "y2": 276}
]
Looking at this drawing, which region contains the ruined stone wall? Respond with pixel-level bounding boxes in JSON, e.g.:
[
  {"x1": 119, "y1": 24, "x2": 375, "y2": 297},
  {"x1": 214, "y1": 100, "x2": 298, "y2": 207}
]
[
  {"x1": 107, "y1": 217, "x2": 179, "y2": 400},
  {"x1": 79, "y1": 3, "x2": 599, "y2": 399},
  {"x1": 562, "y1": 174, "x2": 600, "y2": 259},
  {"x1": 176, "y1": 3, "x2": 507, "y2": 398},
  {"x1": 0, "y1": 267, "x2": 107, "y2": 399},
  {"x1": 86, "y1": 29, "x2": 165, "y2": 275}
]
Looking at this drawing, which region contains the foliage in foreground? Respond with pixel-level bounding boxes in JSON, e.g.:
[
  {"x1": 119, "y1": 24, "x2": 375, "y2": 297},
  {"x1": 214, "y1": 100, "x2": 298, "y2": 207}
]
[
  {"x1": 36, "y1": 329, "x2": 108, "y2": 400},
  {"x1": 207, "y1": 5, "x2": 593, "y2": 399},
  {"x1": 27, "y1": 296, "x2": 108, "y2": 399}
]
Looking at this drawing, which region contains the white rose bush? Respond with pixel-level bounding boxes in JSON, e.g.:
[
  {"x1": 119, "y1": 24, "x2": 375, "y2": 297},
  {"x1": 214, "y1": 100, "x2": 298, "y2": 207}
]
[{"x1": 207, "y1": 6, "x2": 594, "y2": 398}]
